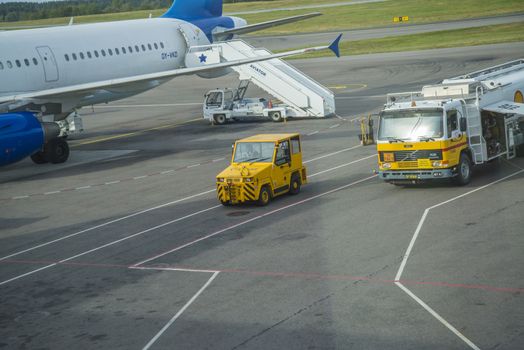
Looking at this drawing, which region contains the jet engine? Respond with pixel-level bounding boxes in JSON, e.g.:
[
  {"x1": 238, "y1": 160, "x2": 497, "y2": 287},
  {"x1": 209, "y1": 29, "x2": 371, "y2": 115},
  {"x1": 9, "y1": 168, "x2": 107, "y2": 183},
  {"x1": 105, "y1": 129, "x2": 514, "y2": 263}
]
[{"x1": 0, "y1": 112, "x2": 60, "y2": 167}]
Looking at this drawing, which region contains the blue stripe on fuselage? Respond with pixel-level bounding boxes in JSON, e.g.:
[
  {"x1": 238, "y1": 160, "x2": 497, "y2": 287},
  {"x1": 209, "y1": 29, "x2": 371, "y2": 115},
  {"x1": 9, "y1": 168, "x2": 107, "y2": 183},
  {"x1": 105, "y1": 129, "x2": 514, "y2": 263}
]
[{"x1": 189, "y1": 16, "x2": 235, "y2": 42}]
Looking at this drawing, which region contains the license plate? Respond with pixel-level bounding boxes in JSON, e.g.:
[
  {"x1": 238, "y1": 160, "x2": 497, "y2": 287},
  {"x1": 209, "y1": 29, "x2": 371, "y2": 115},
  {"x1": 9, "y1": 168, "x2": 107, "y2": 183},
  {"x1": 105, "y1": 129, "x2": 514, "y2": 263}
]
[{"x1": 405, "y1": 175, "x2": 418, "y2": 180}]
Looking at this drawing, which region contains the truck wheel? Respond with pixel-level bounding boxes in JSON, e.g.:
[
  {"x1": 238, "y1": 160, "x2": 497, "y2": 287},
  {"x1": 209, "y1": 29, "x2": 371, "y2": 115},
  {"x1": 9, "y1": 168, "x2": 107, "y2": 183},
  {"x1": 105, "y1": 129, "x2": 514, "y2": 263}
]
[
  {"x1": 214, "y1": 114, "x2": 227, "y2": 125},
  {"x1": 454, "y1": 153, "x2": 472, "y2": 186},
  {"x1": 257, "y1": 186, "x2": 271, "y2": 206},
  {"x1": 45, "y1": 138, "x2": 70, "y2": 164},
  {"x1": 31, "y1": 151, "x2": 48, "y2": 164},
  {"x1": 270, "y1": 112, "x2": 282, "y2": 123},
  {"x1": 289, "y1": 174, "x2": 301, "y2": 195}
]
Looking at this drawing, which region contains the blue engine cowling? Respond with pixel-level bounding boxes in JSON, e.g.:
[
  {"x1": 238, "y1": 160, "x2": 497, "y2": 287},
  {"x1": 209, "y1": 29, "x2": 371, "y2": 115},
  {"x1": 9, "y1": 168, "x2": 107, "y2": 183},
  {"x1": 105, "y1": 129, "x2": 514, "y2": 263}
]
[{"x1": 0, "y1": 112, "x2": 58, "y2": 167}]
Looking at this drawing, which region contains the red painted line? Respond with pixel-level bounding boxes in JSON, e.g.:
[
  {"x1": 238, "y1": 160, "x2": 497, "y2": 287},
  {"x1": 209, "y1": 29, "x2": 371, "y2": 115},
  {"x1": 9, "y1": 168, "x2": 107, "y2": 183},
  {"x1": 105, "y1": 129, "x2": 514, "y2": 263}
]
[
  {"x1": 442, "y1": 142, "x2": 468, "y2": 152},
  {"x1": 1, "y1": 258, "x2": 521, "y2": 294}
]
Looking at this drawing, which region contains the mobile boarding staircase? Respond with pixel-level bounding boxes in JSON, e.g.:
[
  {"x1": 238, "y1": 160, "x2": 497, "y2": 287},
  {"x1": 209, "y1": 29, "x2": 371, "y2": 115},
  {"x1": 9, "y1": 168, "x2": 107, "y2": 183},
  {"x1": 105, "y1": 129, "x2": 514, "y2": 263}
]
[{"x1": 186, "y1": 40, "x2": 336, "y2": 118}]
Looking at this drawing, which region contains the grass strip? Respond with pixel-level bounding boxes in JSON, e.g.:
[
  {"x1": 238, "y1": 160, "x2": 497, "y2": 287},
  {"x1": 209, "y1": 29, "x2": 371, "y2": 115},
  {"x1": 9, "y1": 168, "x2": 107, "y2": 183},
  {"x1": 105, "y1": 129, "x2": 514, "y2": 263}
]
[{"x1": 286, "y1": 22, "x2": 524, "y2": 59}]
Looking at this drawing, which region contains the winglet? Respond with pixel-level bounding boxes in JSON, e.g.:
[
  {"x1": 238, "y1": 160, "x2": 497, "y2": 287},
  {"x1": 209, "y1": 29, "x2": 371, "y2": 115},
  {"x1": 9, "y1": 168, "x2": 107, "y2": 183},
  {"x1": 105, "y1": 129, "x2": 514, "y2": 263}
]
[{"x1": 329, "y1": 34, "x2": 343, "y2": 58}]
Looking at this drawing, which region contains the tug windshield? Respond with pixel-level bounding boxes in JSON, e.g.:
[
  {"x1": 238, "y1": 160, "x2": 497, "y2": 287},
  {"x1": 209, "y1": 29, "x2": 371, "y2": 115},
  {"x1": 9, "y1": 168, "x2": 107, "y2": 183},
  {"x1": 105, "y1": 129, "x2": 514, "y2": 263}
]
[
  {"x1": 233, "y1": 142, "x2": 275, "y2": 163},
  {"x1": 378, "y1": 109, "x2": 444, "y2": 141}
]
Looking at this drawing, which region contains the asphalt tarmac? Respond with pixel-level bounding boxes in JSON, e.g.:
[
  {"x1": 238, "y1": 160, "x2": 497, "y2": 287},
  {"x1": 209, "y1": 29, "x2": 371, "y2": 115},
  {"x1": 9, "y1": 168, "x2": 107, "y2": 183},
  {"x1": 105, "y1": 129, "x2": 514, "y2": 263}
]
[{"x1": 1, "y1": 43, "x2": 523, "y2": 350}]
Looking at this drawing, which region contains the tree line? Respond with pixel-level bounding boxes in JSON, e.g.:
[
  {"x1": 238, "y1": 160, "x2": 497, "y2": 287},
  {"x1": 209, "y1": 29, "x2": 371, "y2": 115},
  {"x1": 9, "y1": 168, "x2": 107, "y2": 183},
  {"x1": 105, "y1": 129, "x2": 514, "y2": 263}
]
[{"x1": 0, "y1": 0, "x2": 267, "y2": 22}]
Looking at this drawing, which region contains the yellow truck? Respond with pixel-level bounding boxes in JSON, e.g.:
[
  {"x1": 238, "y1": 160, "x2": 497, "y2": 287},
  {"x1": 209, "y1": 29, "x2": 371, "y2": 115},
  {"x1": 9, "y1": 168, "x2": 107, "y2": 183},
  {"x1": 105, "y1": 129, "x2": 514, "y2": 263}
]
[
  {"x1": 377, "y1": 59, "x2": 524, "y2": 185},
  {"x1": 216, "y1": 133, "x2": 307, "y2": 206}
]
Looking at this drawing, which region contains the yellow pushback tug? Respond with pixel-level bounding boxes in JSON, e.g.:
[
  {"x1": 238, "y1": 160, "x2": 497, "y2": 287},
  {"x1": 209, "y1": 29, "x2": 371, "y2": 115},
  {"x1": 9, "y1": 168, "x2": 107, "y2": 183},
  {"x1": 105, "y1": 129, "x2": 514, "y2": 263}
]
[{"x1": 216, "y1": 134, "x2": 307, "y2": 206}]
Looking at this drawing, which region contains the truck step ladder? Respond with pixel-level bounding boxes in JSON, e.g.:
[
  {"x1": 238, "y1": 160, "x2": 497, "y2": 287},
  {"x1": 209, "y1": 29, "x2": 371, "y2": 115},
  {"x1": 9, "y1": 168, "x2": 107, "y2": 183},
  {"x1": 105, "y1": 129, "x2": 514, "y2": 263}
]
[
  {"x1": 465, "y1": 103, "x2": 486, "y2": 164},
  {"x1": 188, "y1": 40, "x2": 336, "y2": 117}
]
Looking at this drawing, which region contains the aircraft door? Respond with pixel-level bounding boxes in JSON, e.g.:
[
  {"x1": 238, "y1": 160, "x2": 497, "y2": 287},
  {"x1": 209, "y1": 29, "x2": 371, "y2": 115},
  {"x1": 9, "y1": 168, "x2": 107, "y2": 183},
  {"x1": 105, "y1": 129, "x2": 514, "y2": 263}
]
[{"x1": 36, "y1": 46, "x2": 59, "y2": 82}]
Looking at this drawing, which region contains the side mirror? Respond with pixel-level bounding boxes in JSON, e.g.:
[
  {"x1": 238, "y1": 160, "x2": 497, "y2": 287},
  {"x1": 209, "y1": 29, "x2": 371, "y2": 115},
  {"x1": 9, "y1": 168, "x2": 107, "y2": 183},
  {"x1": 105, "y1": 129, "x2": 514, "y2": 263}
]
[
  {"x1": 460, "y1": 118, "x2": 467, "y2": 132},
  {"x1": 451, "y1": 130, "x2": 462, "y2": 139}
]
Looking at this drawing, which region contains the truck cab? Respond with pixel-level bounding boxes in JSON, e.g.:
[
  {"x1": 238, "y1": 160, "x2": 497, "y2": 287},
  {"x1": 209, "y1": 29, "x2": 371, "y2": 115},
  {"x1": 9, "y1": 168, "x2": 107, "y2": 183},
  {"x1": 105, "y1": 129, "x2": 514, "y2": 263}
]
[
  {"x1": 377, "y1": 99, "x2": 471, "y2": 184},
  {"x1": 216, "y1": 134, "x2": 307, "y2": 206}
]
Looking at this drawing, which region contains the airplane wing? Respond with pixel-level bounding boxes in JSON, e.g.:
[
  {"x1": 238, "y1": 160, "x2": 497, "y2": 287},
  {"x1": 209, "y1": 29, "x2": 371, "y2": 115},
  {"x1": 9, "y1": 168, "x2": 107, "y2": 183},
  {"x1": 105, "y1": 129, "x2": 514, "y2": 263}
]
[
  {"x1": 213, "y1": 13, "x2": 322, "y2": 41},
  {"x1": 0, "y1": 35, "x2": 341, "y2": 108}
]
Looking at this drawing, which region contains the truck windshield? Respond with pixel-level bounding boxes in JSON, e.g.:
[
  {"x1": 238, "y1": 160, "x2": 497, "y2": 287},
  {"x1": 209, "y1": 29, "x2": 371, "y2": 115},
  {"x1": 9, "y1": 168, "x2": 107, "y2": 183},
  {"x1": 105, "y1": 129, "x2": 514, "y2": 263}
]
[
  {"x1": 378, "y1": 109, "x2": 444, "y2": 141},
  {"x1": 234, "y1": 142, "x2": 275, "y2": 163},
  {"x1": 206, "y1": 92, "x2": 222, "y2": 106}
]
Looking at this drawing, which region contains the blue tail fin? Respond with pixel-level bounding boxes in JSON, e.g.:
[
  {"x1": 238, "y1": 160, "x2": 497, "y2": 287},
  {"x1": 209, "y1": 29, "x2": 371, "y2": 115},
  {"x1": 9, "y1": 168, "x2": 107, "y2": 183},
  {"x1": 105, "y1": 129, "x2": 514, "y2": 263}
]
[{"x1": 162, "y1": 0, "x2": 222, "y2": 20}]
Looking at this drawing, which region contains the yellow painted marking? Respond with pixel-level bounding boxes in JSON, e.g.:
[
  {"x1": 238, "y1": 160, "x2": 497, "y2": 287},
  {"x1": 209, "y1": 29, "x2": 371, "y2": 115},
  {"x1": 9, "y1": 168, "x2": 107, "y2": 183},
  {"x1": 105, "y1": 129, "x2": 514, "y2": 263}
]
[
  {"x1": 328, "y1": 83, "x2": 367, "y2": 90},
  {"x1": 72, "y1": 118, "x2": 201, "y2": 147}
]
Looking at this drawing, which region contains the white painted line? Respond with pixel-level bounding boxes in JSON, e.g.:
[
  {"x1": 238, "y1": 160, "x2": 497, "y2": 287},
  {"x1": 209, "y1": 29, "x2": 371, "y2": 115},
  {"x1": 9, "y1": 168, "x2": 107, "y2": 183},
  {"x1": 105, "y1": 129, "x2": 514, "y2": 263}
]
[
  {"x1": 335, "y1": 115, "x2": 347, "y2": 121},
  {"x1": 329, "y1": 124, "x2": 341, "y2": 129},
  {"x1": 309, "y1": 155, "x2": 376, "y2": 177},
  {"x1": 396, "y1": 282, "x2": 481, "y2": 350},
  {"x1": 44, "y1": 191, "x2": 61, "y2": 195},
  {"x1": 0, "y1": 206, "x2": 221, "y2": 286},
  {"x1": 187, "y1": 164, "x2": 201, "y2": 168},
  {"x1": 134, "y1": 175, "x2": 377, "y2": 267},
  {"x1": 142, "y1": 271, "x2": 219, "y2": 350},
  {"x1": 105, "y1": 180, "x2": 121, "y2": 185},
  {"x1": 304, "y1": 145, "x2": 362, "y2": 163},
  {"x1": 133, "y1": 176, "x2": 148, "y2": 180},
  {"x1": 307, "y1": 131, "x2": 319, "y2": 136},
  {"x1": 394, "y1": 168, "x2": 524, "y2": 350},
  {"x1": 0, "y1": 264, "x2": 57, "y2": 287},
  {"x1": 75, "y1": 186, "x2": 91, "y2": 190},
  {"x1": 395, "y1": 168, "x2": 524, "y2": 282},
  {"x1": 131, "y1": 266, "x2": 218, "y2": 274},
  {"x1": 160, "y1": 170, "x2": 175, "y2": 175},
  {"x1": 395, "y1": 208, "x2": 429, "y2": 282},
  {"x1": 12, "y1": 195, "x2": 29, "y2": 200},
  {"x1": 0, "y1": 189, "x2": 216, "y2": 262},
  {"x1": 212, "y1": 158, "x2": 225, "y2": 162}
]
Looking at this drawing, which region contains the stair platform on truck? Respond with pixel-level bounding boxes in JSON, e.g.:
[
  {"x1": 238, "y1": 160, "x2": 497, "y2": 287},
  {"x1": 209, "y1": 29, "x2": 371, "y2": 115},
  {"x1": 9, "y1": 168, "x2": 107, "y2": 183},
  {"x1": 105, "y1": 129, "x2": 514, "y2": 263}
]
[{"x1": 186, "y1": 39, "x2": 336, "y2": 118}]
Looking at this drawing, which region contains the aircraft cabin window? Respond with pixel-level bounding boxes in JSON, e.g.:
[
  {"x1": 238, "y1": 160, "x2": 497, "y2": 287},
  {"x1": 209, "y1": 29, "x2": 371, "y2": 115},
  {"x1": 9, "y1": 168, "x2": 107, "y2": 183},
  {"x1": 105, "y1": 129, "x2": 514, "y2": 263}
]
[
  {"x1": 0, "y1": 62, "x2": 3, "y2": 70},
  {"x1": 128, "y1": 46, "x2": 133, "y2": 53},
  {"x1": 141, "y1": 44, "x2": 146, "y2": 51},
  {"x1": 65, "y1": 54, "x2": 70, "y2": 62},
  {"x1": 135, "y1": 45, "x2": 139, "y2": 52},
  {"x1": 72, "y1": 53, "x2": 77, "y2": 60},
  {"x1": 33, "y1": 58, "x2": 38, "y2": 65},
  {"x1": 122, "y1": 47, "x2": 127, "y2": 54},
  {"x1": 94, "y1": 50, "x2": 99, "y2": 58},
  {"x1": 24, "y1": 58, "x2": 30, "y2": 66},
  {"x1": 101, "y1": 49, "x2": 106, "y2": 57},
  {"x1": 115, "y1": 48, "x2": 120, "y2": 55},
  {"x1": 80, "y1": 52, "x2": 85, "y2": 59},
  {"x1": 87, "y1": 51, "x2": 92, "y2": 59},
  {"x1": 147, "y1": 43, "x2": 152, "y2": 50},
  {"x1": 108, "y1": 49, "x2": 113, "y2": 56},
  {"x1": 15, "y1": 60, "x2": 21, "y2": 67},
  {"x1": 7, "y1": 61, "x2": 13, "y2": 69},
  {"x1": 154, "y1": 43, "x2": 158, "y2": 50},
  {"x1": 160, "y1": 42, "x2": 165, "y2": 49}
]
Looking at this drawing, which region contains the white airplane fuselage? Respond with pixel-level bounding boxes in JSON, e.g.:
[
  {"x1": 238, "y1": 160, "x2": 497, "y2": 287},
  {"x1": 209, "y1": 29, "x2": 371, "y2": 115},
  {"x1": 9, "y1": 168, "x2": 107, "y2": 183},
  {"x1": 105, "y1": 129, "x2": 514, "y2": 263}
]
[{"x1": 0, "y1": 18, "x2": 209, "y2": 107}]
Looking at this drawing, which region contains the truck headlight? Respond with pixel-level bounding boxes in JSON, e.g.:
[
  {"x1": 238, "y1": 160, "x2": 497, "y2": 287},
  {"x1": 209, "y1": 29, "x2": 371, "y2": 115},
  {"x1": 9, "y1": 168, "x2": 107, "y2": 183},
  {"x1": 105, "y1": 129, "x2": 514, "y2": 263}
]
[
  {"x1": 244, "y1": 178, "x2": 253, "y2": 183},
  {"x1": 432, "y1": 161, "x2": 448, "y2": 167},
  {"x1": 382, "y1": 163, "x2": 392, "y2": 169},
  {"x1": 217, "y1": 178, "x2": 225, "y2": 182}
]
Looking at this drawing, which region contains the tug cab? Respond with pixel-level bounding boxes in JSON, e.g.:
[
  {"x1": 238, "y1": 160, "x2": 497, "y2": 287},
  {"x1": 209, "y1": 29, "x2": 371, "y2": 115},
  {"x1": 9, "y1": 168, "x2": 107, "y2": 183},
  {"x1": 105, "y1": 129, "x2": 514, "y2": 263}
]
[{"x1": 216, "y1": 134, "x2": 307, "y2": 206}]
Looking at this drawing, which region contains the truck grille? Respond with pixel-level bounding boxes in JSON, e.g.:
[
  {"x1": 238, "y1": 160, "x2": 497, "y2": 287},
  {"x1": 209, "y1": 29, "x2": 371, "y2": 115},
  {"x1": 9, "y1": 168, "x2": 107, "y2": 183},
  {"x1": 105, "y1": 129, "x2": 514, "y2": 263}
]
[
  {"x1": 229, "y1": 186, "x2": 241, "y2": 201},
  {"x1": 380, "y1": 150, "x2": 442, "y2": 161}
]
